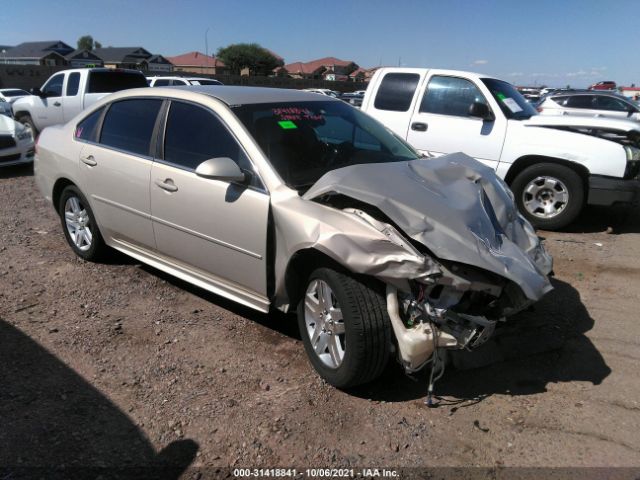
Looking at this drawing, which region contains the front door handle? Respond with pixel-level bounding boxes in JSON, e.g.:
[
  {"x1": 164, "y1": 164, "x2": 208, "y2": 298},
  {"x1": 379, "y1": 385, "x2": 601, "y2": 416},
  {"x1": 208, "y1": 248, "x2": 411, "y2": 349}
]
[
  {"x1": 155, "y1": 178, "x2": 178, "y2": 192},
  {"x1": 81, "y1": 155, "x2": 97, "y2": 166},
  {"x1": 411, "y1": 122, "x2": 428, "y2": 132},
  {"x1": 53, "y1": 101, "x2": 61, "y2": 107}
]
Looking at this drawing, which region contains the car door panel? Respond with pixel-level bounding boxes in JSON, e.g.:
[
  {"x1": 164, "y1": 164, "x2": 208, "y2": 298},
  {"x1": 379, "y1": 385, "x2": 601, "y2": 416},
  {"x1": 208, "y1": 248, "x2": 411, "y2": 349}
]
[
  {"x1": 150, "y1": 100, "x2": 270, "y2": 297},
  {"x1": 33, "y1": 73, "x2": 65, "y2": 129},
  {"x1": 407, "y1": 74, "x2": 507, "y2": 169},
  {"x1": 150, "y1": 162, "x2": 269, "y2": 295},
  {"x1": 77, "y1": 98, "x2": 162, "y2": 250}
]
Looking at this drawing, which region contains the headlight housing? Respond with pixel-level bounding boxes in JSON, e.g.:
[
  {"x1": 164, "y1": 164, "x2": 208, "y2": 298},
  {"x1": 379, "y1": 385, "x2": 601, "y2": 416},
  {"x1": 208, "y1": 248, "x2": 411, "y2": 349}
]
[{"x1": 624, "y1": 146, "x2": 640, "y2": 179}]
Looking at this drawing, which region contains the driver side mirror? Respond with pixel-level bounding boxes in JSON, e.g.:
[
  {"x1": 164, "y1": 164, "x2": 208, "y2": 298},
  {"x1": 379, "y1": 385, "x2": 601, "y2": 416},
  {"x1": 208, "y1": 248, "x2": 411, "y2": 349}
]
[
  {"x1": 195, "y1": 157, "x2": 246, "y2": 183},
  {"x1": 30, "y1": 87, "x2": 44, "y2": 97},
  {"x1": 469, "y1": 102, "x2": 495, "y2": 121}
]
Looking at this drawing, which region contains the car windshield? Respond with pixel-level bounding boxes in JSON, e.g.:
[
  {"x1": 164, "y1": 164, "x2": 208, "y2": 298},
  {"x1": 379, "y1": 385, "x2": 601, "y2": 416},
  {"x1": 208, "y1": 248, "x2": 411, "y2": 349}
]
[
  {"x1": 481, "y1": 78, "x2": 538, "y2": 120},
  {"x1": 233, "y1": 100, "x2": 419, "y2": 191}
]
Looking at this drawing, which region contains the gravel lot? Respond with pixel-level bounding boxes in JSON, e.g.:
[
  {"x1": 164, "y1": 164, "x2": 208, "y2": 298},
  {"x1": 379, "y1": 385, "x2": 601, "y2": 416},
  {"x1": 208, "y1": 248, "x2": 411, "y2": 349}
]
[{"x1": 1, "y1": 164, "x2": 639, "y2": 477}]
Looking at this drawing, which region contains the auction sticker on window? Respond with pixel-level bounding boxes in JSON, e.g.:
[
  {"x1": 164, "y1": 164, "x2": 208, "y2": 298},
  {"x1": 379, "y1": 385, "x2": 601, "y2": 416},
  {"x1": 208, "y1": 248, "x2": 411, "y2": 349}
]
[{"x1": 497, "y1": 93, "x2": 523, "y2": 113}]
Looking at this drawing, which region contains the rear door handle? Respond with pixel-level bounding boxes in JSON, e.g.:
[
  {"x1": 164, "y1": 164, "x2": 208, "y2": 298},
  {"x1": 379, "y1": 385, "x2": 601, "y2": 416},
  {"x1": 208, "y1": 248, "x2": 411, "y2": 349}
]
[
  {"x1": 155, "y1": 179, "x2": 178, "y2": 192},
  {"x1": 411, "y1": 122, "x2": 428, "y2": 132},
  {"x1": 53, "y1": 101, "x2": 61, "y2": 107},
  {"x1": 81, "y1": 155, "x2": 97, "y2": 166}
]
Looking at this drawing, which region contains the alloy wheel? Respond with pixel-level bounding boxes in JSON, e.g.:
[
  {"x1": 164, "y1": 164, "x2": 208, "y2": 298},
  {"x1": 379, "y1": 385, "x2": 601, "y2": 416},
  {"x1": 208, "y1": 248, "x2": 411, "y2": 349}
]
[
  {"x1": 304, "y1": 279, "x2": 346, "y2": 368},
  {"x1": 522, "y1": 176, "x2": 569, "y2": 219},
  {"x1": 64, "y1": 196, "x2": 93, "y2": 252}
]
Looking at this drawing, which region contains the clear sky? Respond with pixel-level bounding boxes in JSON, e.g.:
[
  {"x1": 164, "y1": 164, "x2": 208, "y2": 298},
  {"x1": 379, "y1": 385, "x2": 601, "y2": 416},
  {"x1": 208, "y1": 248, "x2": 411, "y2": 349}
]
[{"x1": 3, "y1": 0, "x2": 639, "y2": 88}]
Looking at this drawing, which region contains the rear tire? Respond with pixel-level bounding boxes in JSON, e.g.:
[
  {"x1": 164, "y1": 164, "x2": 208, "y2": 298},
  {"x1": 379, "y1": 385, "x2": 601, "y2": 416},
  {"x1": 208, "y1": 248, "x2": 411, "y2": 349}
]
[
  {"x1": 16, "y1": 113, "x2": 39, "y2": 138},
  {"x1": 297, "y1": 267, "x2": 392, "y2": 388},
  {"x1": 58, "y1": 185, "x2": 108, "y2": 261},
  {"x1": 510, "y1": 162, "x2": 584, "y2": 230}
]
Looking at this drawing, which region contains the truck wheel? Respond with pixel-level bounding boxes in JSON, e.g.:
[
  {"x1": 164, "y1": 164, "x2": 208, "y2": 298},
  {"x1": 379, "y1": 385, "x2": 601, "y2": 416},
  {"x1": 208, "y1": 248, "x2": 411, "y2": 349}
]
[
  {"x1": 16, "y1": 113, "x2": 39, "y2": 138},
  {"x1": 58, "y1": 185, "x2": 108, "y2": 261},
  {"x1": 297, "y1": 267, "x2": 392, "y2": 389},
  {"x1": 511, "y1": 163, "x2": 584, "y2": 230}
]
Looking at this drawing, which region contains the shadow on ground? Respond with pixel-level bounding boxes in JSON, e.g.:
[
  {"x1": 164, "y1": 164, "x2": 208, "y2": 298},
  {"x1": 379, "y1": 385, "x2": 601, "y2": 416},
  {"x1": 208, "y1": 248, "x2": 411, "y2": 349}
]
[
  {"x1": 0, "y1": 163, "x2": 33, "y2": 179},
  {"x1": 558, "y1": 204, "x2": 640, "y2": 234},
  {"x1": 138, "y1": 264, "x2": 301, "y2": 341},
  {"x1": 350, "y1": 278, "x2": 611, "y2": 403},
  {"x1": 0, "y1": 319, "x2": 198, "y2": 479}
]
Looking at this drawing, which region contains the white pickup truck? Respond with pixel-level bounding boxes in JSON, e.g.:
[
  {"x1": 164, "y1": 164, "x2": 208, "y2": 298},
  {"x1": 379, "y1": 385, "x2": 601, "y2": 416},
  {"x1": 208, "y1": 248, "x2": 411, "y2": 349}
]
[
  {"x1": 362, "y1": 67, "x2": 640, "y2": 229},
  {"x1": 12, "y1": 68, "x2": 147, "y2": 136}
]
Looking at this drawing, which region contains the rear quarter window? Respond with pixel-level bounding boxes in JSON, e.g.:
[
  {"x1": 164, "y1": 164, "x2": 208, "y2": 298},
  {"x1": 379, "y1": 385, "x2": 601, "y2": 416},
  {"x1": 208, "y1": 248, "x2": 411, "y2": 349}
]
[{"x1": 373, "y1": 73, "x2": 420, "y2": 112}]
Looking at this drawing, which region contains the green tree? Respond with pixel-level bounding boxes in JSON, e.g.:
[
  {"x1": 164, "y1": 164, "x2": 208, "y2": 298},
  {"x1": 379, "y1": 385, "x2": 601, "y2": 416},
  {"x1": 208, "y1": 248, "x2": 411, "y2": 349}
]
[
  {"x1": 77, "y1": 35, "x2": 102, "y2": 51},
  {"x1": 216, "y1": 43, "x2": 282, "y2": 76}
]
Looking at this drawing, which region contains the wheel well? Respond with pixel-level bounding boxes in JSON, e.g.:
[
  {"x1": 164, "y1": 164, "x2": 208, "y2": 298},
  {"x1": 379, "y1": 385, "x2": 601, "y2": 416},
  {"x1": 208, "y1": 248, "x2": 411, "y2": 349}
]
[
  {"x1": 13, "y1": 111, "x2": 30, "y2": 120},
  {"x1": 284, "y1": 249, "x2": 346, "y2": 310},
  {"x1": 52, "y1": 178, "x2": 75, "y2": 211},
  {"x1": 503, "y1": 155, "x2": 590, "y2": 186}
]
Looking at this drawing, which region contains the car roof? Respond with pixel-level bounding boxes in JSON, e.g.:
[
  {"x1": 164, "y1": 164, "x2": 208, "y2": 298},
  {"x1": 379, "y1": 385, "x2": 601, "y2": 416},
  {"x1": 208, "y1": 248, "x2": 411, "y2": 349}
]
[
  {"x1": 170, "y1": 85, "x2": 341, "y2": 105},
  {"x1": 551, "y1": 90, "x2": 627, "y2": 98}
]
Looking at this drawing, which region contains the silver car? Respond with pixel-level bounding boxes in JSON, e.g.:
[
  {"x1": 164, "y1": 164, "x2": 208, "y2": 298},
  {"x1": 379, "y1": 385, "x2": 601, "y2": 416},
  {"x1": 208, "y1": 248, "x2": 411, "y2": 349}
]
[{"x1": 35, "y1": 86, "x2": 552, "y2": 388}]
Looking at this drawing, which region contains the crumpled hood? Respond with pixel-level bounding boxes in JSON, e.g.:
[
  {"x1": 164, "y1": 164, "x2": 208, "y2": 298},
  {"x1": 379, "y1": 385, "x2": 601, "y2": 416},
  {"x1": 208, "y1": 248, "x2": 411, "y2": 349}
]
[{"x1": 303, "y1": 153, "x2": 553, "y2": 301}]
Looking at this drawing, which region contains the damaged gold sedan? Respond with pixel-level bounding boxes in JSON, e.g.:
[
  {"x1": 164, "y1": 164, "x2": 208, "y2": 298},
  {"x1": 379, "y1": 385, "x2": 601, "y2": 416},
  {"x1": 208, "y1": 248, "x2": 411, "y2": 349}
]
[{"x1": 35, "y1": 86, "x2": 552, "y2": 390}]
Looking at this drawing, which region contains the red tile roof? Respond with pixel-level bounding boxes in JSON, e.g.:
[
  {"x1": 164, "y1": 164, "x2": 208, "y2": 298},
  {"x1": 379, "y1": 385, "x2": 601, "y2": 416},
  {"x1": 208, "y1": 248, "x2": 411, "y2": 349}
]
[
  {"x1": 165, "y1": 51, "x2": 225, "y2": 67},
  {"x1": 281, "y1": 57, "x2": 356, "y2": 75}
]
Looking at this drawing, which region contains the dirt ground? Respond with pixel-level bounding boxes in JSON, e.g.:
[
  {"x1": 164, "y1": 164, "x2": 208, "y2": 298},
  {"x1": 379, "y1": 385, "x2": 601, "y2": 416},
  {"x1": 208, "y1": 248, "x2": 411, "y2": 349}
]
[{"x1": 1, "y1": 163, "x2": 639, "y2": 478}]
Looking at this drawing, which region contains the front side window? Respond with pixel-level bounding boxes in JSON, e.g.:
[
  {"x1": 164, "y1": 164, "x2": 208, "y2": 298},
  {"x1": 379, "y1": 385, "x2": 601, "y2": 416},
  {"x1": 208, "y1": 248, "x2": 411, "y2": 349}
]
[
  {"x1": 99, "y1": 99, "x2": 163, "y2": 156},
  {"x1": 163, "y1": 101, "x2": 256, "y2": 184},
  {"x1": 233, "y1": 100, "x2": 419, "y2": 191},
  {"x1": 42, "y1": 73, "x2": 64, "y2": 97},
  {"x1": 154, "y1": 79, "x2": 171, "y2": 86},
  {"x1": 75, "y1": 107, "x2": 105, "y2": 142},
  {"x1": 420, "y1": 76, "x2": 488, "y2": 117},
  {"x1": 373, "y1": 73, "x2": 420, "y2": 112},
  {"x1": 66, "y1": 72, "x2": 80, "y2": 96},
  {"x1": 594, "y1": 96, "x2": 633, "y2": 112}
]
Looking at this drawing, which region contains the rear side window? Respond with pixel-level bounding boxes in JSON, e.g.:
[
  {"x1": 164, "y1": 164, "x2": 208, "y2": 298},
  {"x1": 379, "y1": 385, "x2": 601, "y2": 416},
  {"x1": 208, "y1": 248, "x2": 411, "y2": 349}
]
[
  {"x1": 99, "y1": 99, "x2": 162, "y2": 156},
  {"x1": 163, "y1": 101, "x2": 253, "y2": 174},
  {"x1": 420, "y1": 76, "x2": 488, "y2": 117},
  {"x1": 66, "y1": 72, "x2": 80, "y2": 96},
  {"x1": 75, "y1": 107, "x2": 104, "y2": 142},
  {"x1": 566, "y1": 95, "x2": 594, "y2": 109},
  {"x1": 374, "y1": 73, "x2": 420, "y2": 112},
  {"x1": 172, "y1": 79, "x2": 188, "y2": 86},
  {"x1": 87, "y1": 71, "x2": 148, "y2": 93},
  {"x1": 154, "y1": 79, "x2": 171, "y2": 86}
]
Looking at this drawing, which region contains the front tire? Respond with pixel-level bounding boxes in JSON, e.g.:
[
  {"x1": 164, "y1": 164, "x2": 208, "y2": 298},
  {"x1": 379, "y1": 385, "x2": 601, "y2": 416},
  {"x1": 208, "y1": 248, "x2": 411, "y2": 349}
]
[
  {"x1": 16, "y1": 113, "x2": 39, "y2": 138},
  {"x1": 58, "y1": 185, "x2": 107, "y2": 261},
  {"x1": 511, "y1": 162, "x2": 584, "y2": 230},
  {"x1": 297, "y1": 267, "x2": 392, "y2": 388}
]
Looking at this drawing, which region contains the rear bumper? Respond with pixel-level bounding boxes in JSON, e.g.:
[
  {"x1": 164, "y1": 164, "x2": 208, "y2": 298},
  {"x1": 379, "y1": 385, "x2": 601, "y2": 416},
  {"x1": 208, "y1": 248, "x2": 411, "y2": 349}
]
[{"x1": 588, "y1": 175, "x2": 640, "y2": 206}]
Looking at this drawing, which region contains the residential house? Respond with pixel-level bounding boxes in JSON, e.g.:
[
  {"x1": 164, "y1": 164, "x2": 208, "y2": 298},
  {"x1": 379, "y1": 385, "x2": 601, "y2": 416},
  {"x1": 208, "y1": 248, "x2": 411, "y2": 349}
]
[
  {"x1": 65, "y1": 49, "x2": 104, "y2": 68},
  {"x1": 92, "y1": 47, "x2": 171, "y2": 72},
  {"x1": 165, "y1": 51, "x2": 226, "y2": 75},
  {"x1": 348, "y1": 67, "x2": 378, "y2": 82},
  {"x1": 277, "y1": 57, "x2": 358, "y2": 80},
  {"x1": 0, "y1": 41, "x2": 74, "y2": 66}
]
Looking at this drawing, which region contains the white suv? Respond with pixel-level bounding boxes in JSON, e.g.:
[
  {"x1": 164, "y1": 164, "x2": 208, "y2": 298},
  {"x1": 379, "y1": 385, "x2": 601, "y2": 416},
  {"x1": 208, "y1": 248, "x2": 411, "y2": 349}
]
[{"x1": 538, "y1": 91, "x2": 640, "y2": 122}]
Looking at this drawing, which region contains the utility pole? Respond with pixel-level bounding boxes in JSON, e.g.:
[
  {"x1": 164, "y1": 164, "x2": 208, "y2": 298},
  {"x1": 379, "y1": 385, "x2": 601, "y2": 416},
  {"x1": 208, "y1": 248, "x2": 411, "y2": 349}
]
[{"x1": 205, "y1": 27, "x2": 210, "y2": 74}]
